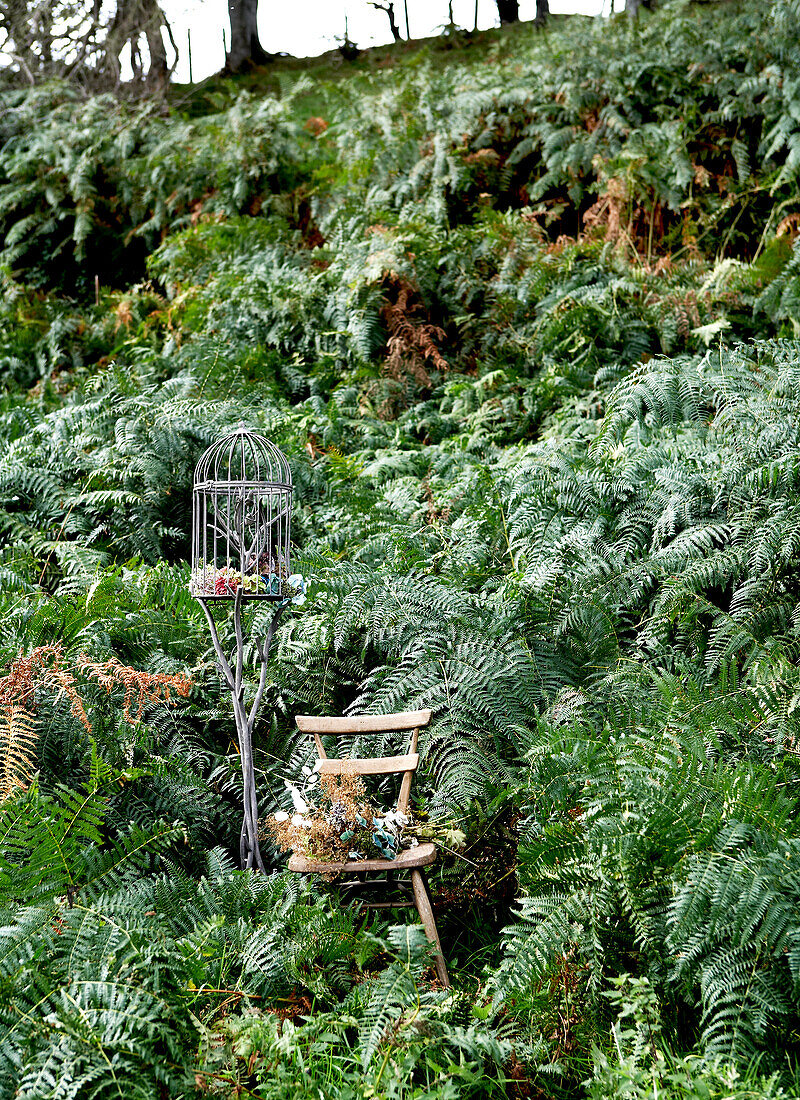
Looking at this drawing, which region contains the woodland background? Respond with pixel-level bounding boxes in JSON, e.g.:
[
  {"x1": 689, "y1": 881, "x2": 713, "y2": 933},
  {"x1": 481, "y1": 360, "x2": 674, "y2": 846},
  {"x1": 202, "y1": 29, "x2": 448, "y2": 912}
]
[{"x1": 3, "y1": 0, "x2": 800, "y2": 1096}]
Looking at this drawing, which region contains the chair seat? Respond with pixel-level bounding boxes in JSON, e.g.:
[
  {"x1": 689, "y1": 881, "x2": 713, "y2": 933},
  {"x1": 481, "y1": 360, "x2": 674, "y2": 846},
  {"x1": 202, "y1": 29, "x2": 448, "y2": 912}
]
[{"x1": 288, "y1": 842, "x2": 436, "y2": 874}]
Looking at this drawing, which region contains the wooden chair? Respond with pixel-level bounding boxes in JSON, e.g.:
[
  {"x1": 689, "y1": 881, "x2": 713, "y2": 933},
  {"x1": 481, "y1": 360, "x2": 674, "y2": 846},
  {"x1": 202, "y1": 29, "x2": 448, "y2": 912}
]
[{"x1": 289, "y1": 709, "x2": 449, "y2": 987}]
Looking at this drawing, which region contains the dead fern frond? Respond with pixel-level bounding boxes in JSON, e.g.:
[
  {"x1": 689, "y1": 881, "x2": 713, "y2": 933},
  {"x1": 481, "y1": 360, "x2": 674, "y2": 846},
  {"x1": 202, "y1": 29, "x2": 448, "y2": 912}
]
[
  {"x1": 76, "y1": 656, "x2": 193, "y2": 723},
  {"x1": 0, "y1": 705, "x2": 37, "y2": 802},
  {"x1": 583, "y1": 176, "x2": 628, "y2": 243},
  {"x1": 0, "y1": 646, "x2": 194, "y2": 792},
  {"x1": 0, "y1": 644, "x2": 91, "y2": 732},
  {"x1": 381, "y1": 273, "x2": 448, "y2": 389}
]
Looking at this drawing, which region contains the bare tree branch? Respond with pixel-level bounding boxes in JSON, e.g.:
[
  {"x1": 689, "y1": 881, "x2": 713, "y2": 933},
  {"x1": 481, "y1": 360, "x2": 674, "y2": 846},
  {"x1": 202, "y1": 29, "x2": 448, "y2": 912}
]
[{"x1": 368, "y1": 0, "x2": 401, "y2": 42}]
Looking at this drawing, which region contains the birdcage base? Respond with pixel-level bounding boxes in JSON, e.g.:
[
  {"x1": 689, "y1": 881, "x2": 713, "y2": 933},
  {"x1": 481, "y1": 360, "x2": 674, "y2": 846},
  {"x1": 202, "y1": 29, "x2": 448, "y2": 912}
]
[{"x1": 190, "y1": 591, "x2": 286, "y2": 601}]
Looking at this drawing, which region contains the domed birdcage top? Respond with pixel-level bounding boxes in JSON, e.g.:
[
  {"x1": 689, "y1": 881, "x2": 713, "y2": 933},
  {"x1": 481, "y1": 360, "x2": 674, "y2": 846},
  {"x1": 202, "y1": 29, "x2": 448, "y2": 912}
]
[{"x1": 194, "y1": 424, "x2": 292, "y2": 491}]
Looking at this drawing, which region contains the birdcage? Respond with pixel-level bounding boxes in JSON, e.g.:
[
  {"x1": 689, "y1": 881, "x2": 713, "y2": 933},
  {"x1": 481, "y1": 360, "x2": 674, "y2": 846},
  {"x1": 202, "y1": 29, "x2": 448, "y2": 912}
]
[{"x1": 191, "y1": 425, "x2": 292, "y2": 601}]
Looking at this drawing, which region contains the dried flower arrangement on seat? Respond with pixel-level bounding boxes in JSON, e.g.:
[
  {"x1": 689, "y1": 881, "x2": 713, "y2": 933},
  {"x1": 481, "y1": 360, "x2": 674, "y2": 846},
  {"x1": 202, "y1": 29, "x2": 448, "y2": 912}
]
[{"x1": 268, "y1": 771, "x2": 418, "y2": 864}]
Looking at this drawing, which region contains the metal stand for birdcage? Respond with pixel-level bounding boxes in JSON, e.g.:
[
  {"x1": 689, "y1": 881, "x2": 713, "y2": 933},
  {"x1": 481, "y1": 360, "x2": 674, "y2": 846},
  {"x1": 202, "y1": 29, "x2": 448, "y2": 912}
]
[
  {"x1": 196, "y1": 593, "x2": 283, "y2": 871},
  {"x1": 190, "y1": 425, "x2": 294, "y2": 872}
]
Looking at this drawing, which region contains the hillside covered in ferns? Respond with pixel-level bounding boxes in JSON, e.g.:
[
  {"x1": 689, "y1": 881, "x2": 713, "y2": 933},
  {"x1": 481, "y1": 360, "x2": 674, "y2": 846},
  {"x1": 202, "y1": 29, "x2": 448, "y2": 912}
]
[{"x1": 3, "y1": 1, "x2": 800, "y2": 1096}]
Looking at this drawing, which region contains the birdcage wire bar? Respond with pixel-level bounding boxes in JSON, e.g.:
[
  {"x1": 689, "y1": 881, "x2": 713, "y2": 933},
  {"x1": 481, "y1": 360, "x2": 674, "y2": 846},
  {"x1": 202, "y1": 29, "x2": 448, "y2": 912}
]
[
  {"x1": 190, "y1": 425, "x2": 294, "y2": 872},
  {"x1": 191, "y1": 426, "x2": 292, "y2": 601}
]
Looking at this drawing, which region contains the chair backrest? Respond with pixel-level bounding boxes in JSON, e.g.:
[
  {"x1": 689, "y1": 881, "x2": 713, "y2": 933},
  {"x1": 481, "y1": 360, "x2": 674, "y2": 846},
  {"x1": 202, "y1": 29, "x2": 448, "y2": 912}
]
[{"x1": 294, "y1": 709, "x2": 432, "y2": 814}]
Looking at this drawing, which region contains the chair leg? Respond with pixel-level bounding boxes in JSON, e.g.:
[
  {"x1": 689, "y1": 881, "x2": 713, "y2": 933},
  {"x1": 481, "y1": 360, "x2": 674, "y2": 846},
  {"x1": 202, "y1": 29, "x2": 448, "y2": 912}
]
[{"x1": 410, "y1": 869, "x2": 450, "y2": 988}]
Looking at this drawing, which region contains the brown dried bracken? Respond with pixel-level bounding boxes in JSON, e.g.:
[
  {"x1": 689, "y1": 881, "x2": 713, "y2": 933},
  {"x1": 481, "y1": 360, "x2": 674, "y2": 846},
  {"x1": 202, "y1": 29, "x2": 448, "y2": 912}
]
[
  {"x1": 304, "y1": 116, "x2": 329, "y2": 136},
  {"x1": 381, "y1": 273, "x2": 448, "y2": 389},
  {"x1": 76, "y1": 655, "x2": 193, "y2": 723},
  {"x1": 0, "y1": 705, "x2": 37, "y2": 804},
  {"x1": 0, "y1": 644, "x2": 193, "y2": 801},
  {"x1": 582, "y1": 176, "x2": 628, "y2": 244}
]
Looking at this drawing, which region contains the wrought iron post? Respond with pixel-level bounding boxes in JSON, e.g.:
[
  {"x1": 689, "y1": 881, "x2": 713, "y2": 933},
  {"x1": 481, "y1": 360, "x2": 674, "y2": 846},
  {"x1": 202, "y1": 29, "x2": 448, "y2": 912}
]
[{"x1": 190, "y1": 425, "x2": 295, "y2": 871}]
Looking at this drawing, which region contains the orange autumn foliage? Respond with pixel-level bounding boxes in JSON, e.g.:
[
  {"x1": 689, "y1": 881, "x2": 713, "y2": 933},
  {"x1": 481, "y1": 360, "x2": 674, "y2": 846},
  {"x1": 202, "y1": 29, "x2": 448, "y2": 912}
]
[{"x1": 0, "y1": 644, "x2": 193, "y2": 801}]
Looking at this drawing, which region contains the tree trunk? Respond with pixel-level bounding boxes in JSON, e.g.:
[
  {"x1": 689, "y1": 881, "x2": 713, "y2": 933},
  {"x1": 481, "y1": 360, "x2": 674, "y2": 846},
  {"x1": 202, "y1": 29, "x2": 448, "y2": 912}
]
[
  {"x1": 38, "y1": 3, "x2": 53, "y2": 67},
  {"x1": 1, "y1": 0, "x2": 38, "y2": 80},
  {"x1": 495, "y1": 0, "x2": 519, "y2": 23},
  {"x1": 103, "y1": 0, "x2": 172, "y2": 89},
  {"x1": 226, "y1": 0, "x2": 268, "y2": 71},
  {"x1": 369, "y1": 1, "x2": 401, "y2": 42},
  {"x1": 143, "y1": 0, "x2": 168, "y2": 88},
  {"x1": 2, "y1": 0, "x2": 167, "y2": 85},
  {"x1": 535, "y1": 0, "x2": 549, "y2": 25}
]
